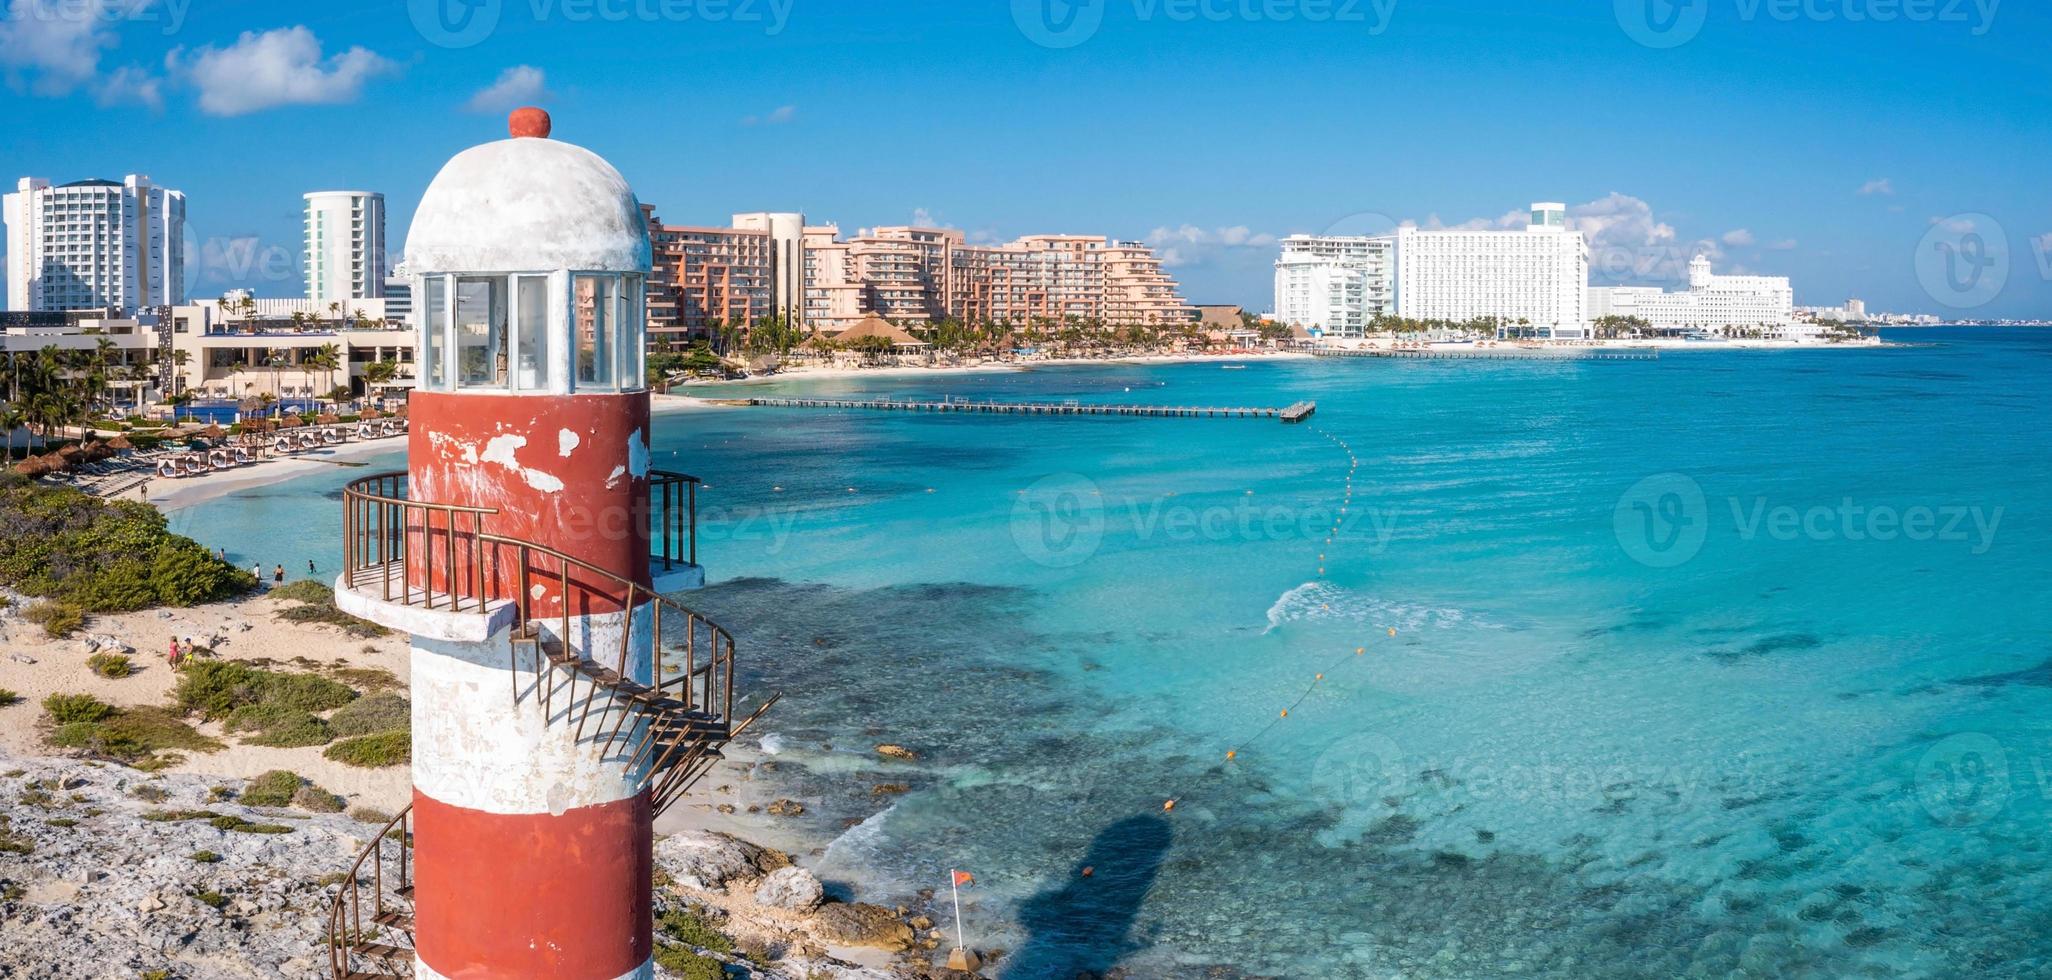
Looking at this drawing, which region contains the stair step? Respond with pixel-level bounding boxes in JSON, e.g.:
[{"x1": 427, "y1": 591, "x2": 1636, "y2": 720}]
[
  {"x1": 394, "y1": 885, "x2": 414, "y2": 899},
  {"x1": 353, "y1": 941, "x2": 413, "y2": 959},
  {"x1": 338, "y1": 972, "x2": 405, "y2": 980},
  {"x1": 373, "y1": 910, "x2": 414, "y2": 930}
]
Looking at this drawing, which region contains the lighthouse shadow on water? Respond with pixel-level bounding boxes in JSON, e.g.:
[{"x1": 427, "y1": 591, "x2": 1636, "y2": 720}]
[{"x1": 1005, "y1": 814, "x2": 1174, "y2": 979}]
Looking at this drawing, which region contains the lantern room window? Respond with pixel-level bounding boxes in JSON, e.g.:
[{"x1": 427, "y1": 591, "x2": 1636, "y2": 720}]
[{"x1": 415, "y1": 271, "x2": 642, "y2": 394}]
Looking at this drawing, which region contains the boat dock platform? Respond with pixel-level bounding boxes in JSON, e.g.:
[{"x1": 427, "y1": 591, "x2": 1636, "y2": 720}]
[
  {"x1": 1312, "y1": 348, "x2": 1658, "y2": 361},
  {"x1": 742, "y1": 396, "x2": 1316, "y2": 423}
]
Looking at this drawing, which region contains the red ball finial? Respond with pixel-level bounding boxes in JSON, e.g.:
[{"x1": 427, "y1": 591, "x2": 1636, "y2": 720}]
[{"x1": 509, "y1": 107, "x2": 551, "y2": 139}]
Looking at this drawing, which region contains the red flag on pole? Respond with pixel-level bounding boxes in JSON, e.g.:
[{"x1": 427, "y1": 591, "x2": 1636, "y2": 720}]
[{"x1": 952, "y1": 870, "x2": 974, "y2": 887}]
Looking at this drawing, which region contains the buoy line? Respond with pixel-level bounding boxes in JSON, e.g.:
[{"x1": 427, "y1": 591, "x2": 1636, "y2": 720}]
[{"x1": 1162, "y1": 426, "x2": 1393, "y2": 814}]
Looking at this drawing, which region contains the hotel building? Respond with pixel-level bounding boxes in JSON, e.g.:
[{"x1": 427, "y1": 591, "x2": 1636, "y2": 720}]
[
  {"x1": 1589, "y1": 255, "x2": 1796, "y2": 333},
  {"x1": 1392, "y1": 204, "x2": 1589, "y2": 338},
  {"x1": 1273, "y1": 235, "x2": 1393, "y2": 339},
  {"x1": 1273, "y1": 204, "x2": 1590, "y2": 340},
  {"x1": 4, "y1": 174, "x2": 186, "y2": 313},
  {"x1": 640, "y1": 214, "x2": 1190, "y2": 340},
  {"x1": 303, "y1": 191, "x2": 387, "y2": 301}
]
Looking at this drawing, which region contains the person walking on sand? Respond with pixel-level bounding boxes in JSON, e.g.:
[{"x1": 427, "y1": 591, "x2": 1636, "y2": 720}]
[{"x1": 167, "y1": 637, "x2": 180, "y2": 668}]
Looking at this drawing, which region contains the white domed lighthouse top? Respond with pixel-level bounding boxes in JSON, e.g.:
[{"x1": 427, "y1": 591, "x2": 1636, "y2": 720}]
[{"x1": 405, "y1": 109, "x2": 651, "y2": 275}]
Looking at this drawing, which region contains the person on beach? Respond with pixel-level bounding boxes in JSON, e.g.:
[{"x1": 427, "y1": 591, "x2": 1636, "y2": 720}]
[
  {"x1": 252, "y1": 563, "x2": 263, "y2": 583},
  {"x1": 273, "y1": 564, "x2": 285, "y2": 583},
  {"x1": 307, "y1": 559, "x2": 317, "y2": 575},
  {"x1": 167, "y1": 638, "x2": 180, "y2": 668}
]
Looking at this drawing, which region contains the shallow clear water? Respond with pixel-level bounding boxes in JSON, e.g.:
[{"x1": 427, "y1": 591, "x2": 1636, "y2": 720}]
[{"x1": 173, "y1": 329, "x2": 2052, "y2": 978}]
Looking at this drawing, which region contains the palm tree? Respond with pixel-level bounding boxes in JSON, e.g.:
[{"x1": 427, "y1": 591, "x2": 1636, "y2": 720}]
[
  {"x1": 1, "y1": 404, "x2": 24, "y2": 461},
  {"x1": 169, "y1": 349, "x2": 191, "y2": 398},
  {"x1": 309, "y1": 343, "x2": 343, "y2": 405}
]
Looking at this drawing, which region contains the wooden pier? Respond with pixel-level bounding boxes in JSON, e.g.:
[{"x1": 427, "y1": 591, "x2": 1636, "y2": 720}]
[
  {"x1": 1312, "y1": 347, "x2": 1658, "y2": 361},
  {"x1": 744, "y1": 396, "x2": 1315, "y2": 423}
]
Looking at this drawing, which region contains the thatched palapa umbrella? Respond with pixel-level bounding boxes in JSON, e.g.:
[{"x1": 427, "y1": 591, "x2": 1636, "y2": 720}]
[
  {"x1": 281, "y1": 414, "x2": 304, "y2": 428},
  {"x1": 107, "y1": 435, "x2": 135, "y2": 451},
  {"x1": 203, "y1": 424, "x2": 226, "y2": 440}
]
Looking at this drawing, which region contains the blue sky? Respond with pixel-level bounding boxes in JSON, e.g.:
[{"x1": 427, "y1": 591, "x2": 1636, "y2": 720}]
[{"x1": 2, "y1": 0, "x2": 2047, "y2": 316}]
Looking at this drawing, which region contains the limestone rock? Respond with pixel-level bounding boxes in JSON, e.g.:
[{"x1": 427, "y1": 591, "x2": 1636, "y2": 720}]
[
  {"x1": 654, "y1": 830, "x2": 789, "y2": 892},
  {"x1": 810, "y1": 902, "x2": 914, "y2": 951},
  {"x1": 874, "y1": 744, "x2": 919, "y2": 762},
  {"x1": 754, "y1": 866, "x2": 823, "y2": 913}
]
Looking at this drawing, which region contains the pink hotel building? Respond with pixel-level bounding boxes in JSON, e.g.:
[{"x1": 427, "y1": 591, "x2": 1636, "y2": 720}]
[{"x1": 642, "y1": 210, "x2": 1192, "y2": 343}]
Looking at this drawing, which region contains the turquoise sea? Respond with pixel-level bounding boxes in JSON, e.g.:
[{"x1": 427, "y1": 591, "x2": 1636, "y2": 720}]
[{"x1": 172, "y1": 328, "x2": 2052, "y2": 978}]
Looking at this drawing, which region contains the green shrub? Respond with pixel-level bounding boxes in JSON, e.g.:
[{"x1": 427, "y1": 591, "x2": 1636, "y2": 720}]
[
  {"x1": 87, "y1": 653, "x2": 133, "y2": 679},
  {"x1": 291, "y1": 785, "x2": 346, "y2": 813},
  {"x1": 240, "y1": 770, "x2": 302, "y2": 808},
  {"x1": 23, "y1": 602, "x2": 84, "y2": 638},
  {"x1": 0, "y1": 689, "x2": 21, "y2": 707},
  {"x1": 268, "y1": 580, "x2": 333, "y2": 604},
  {"x1": 48, "y1": 705, "x2": 220, "y2": 765},
  {"x1": 323, "y1": 731, "x2": 410, "y2": 768},
  {"x1": 328, "y1": 692, "x2": 409, "y2": 738},
  {"x1": 0, "y1": 482, "x2": 253, "y2": 612},
  {"x1": 194, "y1": 890, "x2": 226, "y2": 909},
  {"x1": 44, "y1": 817, "x2": 78, "y2": 828},
  {"x1": 346, "y1": 806, "x2": 392, "y2": 825},
  {"x1": 174, "y1": 662, "x2": 355, "y2": 721},
  {"x1": 223, "y1": 702, "x2": 331, "y2": 748},
  {"x1": 190, "y1": 850, "x2": 221, "y2": 863},
  {"x1": 43, "y1": 693, "x2": 114, "y2": 725},
  {"x1": 657, "y1": 903, "x2": 735, "y2": 956},
  {"x1": 652, "y1": 944, "x2": 726, "y2": 980}
]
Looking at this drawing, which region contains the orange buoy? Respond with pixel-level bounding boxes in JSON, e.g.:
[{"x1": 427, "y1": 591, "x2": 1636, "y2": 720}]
[
  {"x1": 1280, "y1": 709, "x2": 1289, "y2": 718},
  {"x1": 1387, "y1": 627, "x2": 1397, "y2": 637},
  {"x1": 1315, "y1": 673, "x2": 1325, "y2": 681},
  {"x1": 1356, "y1": 647, "x2": 1365, "y2": 655},
  {"x1": 1226, "y1": 750, "x2": 1237, "y2": 760},
  {"x1": 1082, "y1": 866, "x2": 1094, "y2": 877},
  {"x1": 1163, "y1": 799, "x2": 1177, "y2": 812}
]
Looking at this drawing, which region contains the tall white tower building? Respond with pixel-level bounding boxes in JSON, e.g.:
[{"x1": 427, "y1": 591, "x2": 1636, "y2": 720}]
[
  {"x1": 1273, "y1": 235, "x2": 1393, "y2": 338},
  {"x1": 1391, "y1": 202, "x2": 1589, "y2": 339},
  {"x1": 4, "y1": 175, "x2": 185, "y2": 312},
  {"x1": 731, "y1": 211, "x2": 805, "y2": 326},
  {"x1": 303, "y1": 190, "x2": 387, "y2": 301}
]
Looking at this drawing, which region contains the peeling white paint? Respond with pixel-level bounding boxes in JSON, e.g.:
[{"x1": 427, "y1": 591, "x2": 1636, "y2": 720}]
[
  {"x1": 558, "y1": 429, "x2": 580, "y2": 457},
  {"x1": 605, "y1": 465, "x2": 626, "y2": 489},
  {"x1": 480, "y1": 433, "x2": 567, "y2": 494},
  {"x1": 627, "y1": 428, "x2": 650, "y2": 478}
]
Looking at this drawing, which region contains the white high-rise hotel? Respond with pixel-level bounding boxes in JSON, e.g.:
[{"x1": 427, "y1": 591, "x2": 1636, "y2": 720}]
[
  {"x1": 304, "y1": 191, "x2": 387, "y2": 301},
  {"x1": 1274, "y1": 235, "x2": 1392, "y2": 339},
  {"x1": 1589, "y1": 255, "x2": 1795, "y2": 332},
  {"x1": 1274, "y1": 203, "x2": 1590, "y2": 340},
  {"x1": 5, "y1": 175, "x2": 185, "y2": 312}
]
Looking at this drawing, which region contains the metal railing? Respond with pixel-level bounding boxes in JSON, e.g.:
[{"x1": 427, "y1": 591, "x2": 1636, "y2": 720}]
[
  {"x1": 326, "y1": 804, "x2": 413, "y2": 979},
  {"x1": 648, "y1": 469, "x2": 699, "y2": 571}
]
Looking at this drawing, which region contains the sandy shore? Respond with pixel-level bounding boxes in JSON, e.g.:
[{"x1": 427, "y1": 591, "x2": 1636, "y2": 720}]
[
  {"x1": 0, "y1": 593, "x2": 414, "y2": 811},
  {"x1": 135, "y1": 434, "x2": 408, "y2": 512},
  {"x1": 678, "y1": 349, "x2": 1313, "y2": 388}
]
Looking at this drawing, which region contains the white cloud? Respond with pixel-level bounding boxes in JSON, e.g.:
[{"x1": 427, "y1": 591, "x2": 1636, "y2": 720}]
[
  {"x1": 174, "y1": 26, "x2": 396, "y2": 116},
  {"x1": 0, "y1": 0, "x2": 165, "y2": 106},
  {"x1": 1146, "y1": 224, "x2": 1280, "y2": 267},
  {"x1": 1721, "y1": 229, "x2": 1756, "y2": 247},
  {"x1": 464, "y1": 65, "x2": 548, "y2": 113},
  {"x1": 94, "y1": 62, "x2": 158, "y2": 108},
  {"x1": 1930, "y1": 215, "x2": 1979, "y2": 234},
  {"x1": 741, "y1": 104, "x2": 796, "y2": 126},
  {"x1": 1767, "y1": 238, "x2": 1798, "y2": 251},
  {"x1": 910, "y1": 207, "x2": 948, "y2": 229},
  {"x1": 1858, "y1": 178, "x2": 1895, "y2": 196}
]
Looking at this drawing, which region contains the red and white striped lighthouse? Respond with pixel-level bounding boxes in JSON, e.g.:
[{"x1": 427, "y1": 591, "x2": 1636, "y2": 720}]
[{"x1": 337, "y1": 107, "x2": 707, "y2": 980}]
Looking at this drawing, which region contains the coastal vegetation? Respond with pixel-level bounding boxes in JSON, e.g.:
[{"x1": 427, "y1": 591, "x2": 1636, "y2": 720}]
[
  {"x1": 324, "y1": 729, "x2": 411, "y2": 768},
  {"x1": 269, "y1": 580, "x2": 388, "y2": 637},
  {"x1": 0, "y1": 475, "x2": 254, "y2": 614},
  {"x1": 41, "y1": 693, "x2": 220, "y2": 770}
]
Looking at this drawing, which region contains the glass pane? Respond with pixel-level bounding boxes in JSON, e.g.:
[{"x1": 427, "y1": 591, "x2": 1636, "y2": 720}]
[
  {"x1": 575, "y1": 275, "x2": 614, "y2": 389},
  {"x1": 515, "y1": 276, "x2": 550, "y2": 390},
  {"x1": 420, "y1": 276, "x2": 446, "y2": 389},
  {"x1": 620, "y1": 275, "x2": 643, "y2": 389},
  {"x1": 454, "y1": 277, "x2": 507, "y2": 387}
]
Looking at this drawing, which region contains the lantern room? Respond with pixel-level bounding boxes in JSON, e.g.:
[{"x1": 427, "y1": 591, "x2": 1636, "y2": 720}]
[{"x1": 402, "y1": 107, "x2": 650, "y2": 395}]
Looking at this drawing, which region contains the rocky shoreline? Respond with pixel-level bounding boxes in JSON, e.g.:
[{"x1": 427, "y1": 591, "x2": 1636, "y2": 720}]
[{"x1": 0, "y1": 755, "x2": 994, "y2": 979}]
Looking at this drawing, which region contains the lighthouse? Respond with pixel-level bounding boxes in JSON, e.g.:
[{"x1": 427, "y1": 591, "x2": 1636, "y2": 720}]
[{"x1": 328, "y1": 109, "x2": 769, "y2": 980}]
